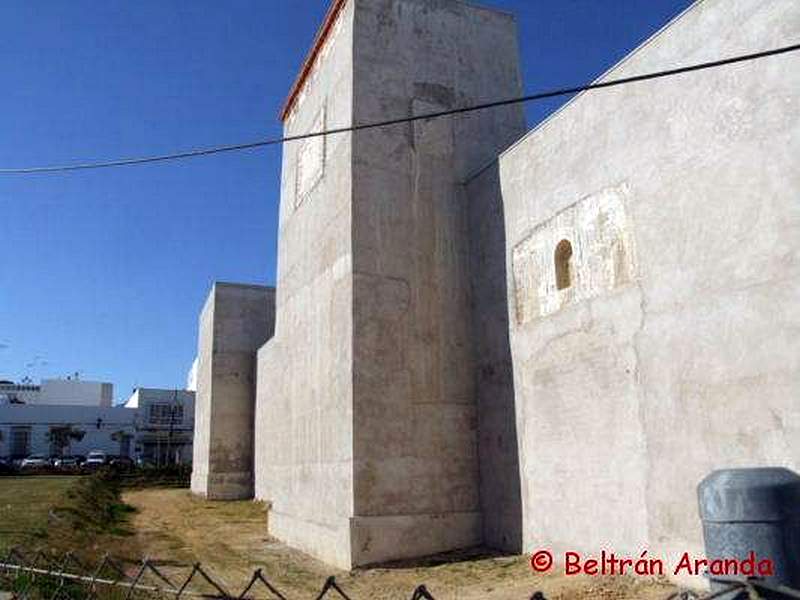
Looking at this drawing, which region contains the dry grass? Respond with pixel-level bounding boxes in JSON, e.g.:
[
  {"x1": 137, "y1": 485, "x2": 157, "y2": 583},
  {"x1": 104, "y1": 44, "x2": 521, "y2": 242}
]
[
  {"x1": 0, "y1": 475, "x2": 140, "y2": 562},
  {"x1": 123, "y1": 488, "x2": 679, "y2": 599},
  {"x1": 0, "y1": 476, "x2": 75, "y2": 552}
]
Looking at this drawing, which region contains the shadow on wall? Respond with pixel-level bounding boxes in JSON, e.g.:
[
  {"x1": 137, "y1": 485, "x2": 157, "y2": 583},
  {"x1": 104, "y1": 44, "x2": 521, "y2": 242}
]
[{"x1": 467, "y1": 161, "x2": 523, "y2": 552}]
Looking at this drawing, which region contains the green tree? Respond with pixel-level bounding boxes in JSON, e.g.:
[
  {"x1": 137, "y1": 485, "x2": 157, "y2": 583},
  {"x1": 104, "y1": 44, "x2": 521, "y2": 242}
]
[
  {"x1": 47, "y1": 425, "x2": 86, "y2": 457},
  {"x1": 111, "y1": 430, "x2": 134, "y2": 457}
]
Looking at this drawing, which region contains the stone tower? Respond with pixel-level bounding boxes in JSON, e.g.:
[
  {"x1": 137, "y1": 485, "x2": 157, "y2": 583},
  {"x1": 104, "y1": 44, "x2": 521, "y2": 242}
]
[
  {"x1": 191, "y1": 283, "x2": 275, "y2": 499},
  {"x1": 254, "y1": 0, "x2": 526, "y2": 568}
]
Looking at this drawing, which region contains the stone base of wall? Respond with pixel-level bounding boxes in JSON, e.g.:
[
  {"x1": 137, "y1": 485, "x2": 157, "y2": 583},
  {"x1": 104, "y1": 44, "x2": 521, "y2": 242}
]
[
  {"x1": 350, "y1": 511, "x2": 482, "y2": 567},
  {"x1": 189, "y1": 470, "x2": 207, "y2": 497},
  {"x1": 269, "y1": 510, "x2": 353, "y2": 570},
  {"x1": 268, "y1": 509, "x2": 482, "y2": 569},
  {"x1": 191, "y1": 470, "x2": 253, "y2": 500}
]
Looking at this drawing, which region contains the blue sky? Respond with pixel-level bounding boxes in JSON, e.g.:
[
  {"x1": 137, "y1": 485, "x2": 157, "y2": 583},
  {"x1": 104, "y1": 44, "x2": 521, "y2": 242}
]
[{"x1": 0, "y1": 0, "x2": 693, "y2": 402}]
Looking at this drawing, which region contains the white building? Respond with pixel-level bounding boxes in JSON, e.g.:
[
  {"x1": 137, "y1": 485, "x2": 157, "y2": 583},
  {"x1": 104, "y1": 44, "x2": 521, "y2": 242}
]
[
  {"x1": 37, "y1": 379, "x2": 113, "y2": 407},
  {"x1": 0, "y1": 379, "x2": 195, "y2": 464},
  {"x1": 0, "y1": 381, "x2": 40, "y2": 405},
  {"x1": 0, "y1": 403, "x2": 136, "y2": 459},
  {"x1": 124, "y1": 388, "x2": 195, "y2": 465},
  {"x1": 0, "y1": 378, "x2": 113, "y2": 407}
]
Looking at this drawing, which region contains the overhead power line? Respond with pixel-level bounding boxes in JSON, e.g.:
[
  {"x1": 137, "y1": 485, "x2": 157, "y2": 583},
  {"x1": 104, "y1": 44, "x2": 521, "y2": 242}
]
[{"x1": 0, "y1": 42, "x2": 798, "y2": 175}]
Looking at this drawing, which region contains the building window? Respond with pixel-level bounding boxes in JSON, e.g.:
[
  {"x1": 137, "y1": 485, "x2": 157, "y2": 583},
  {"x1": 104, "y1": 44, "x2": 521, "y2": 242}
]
[
  {"x1": 149, "y1": 403, "x2": 183, "y2": 425},
  {"x1": 555, "y1": 239, "x2": 573, "y2": 290}
]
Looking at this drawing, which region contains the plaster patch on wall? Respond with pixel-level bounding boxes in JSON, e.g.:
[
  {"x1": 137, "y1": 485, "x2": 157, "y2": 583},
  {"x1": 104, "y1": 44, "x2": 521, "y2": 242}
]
[
  {"x1": 295, "y1": 106, "x2": 326, "y2": 208},
  {"x1": 512, "y1": 184, "x2": 637, "y2": 324}
]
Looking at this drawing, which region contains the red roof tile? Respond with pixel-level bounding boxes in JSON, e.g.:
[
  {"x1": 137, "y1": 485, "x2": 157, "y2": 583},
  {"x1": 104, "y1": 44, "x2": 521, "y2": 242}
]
[{"x1": 280, "y1": 0, "x2": 348, "y2": 122}]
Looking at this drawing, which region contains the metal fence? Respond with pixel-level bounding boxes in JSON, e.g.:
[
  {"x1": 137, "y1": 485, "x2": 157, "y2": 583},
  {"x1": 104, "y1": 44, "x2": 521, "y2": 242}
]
[
  {"x1": 0, "y1": 549, "x2": 437, "y2": 600},
  {"x1": 666, "y1": 578, "x2": 800, "y2": 600},
  {"x1": 2, "y1": 548, "x2": 800, "y2": 600}
]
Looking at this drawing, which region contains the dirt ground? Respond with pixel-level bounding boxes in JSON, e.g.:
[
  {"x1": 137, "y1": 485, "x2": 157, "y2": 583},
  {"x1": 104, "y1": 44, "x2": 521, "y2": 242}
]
[{"x1": 122, "y1": 488, "x2": 681, "y2": 600}]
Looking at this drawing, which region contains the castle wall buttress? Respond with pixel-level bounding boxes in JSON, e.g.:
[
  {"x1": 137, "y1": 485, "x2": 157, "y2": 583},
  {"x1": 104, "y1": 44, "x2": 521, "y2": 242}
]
[
  {"x1": 348, "y1": 0, "x2": 526, "y2": 564},
  {"x1": 499, "y1": 0, "x2": 800, "y2": 586},
  {"x1": 191, "y1": 283, "x2": 275, "y2": 500},
  {"x1": 254, "y1": 0, "x2": 526, "y2": 568},
  {"x1": 254, "y1": 0, "x2": 356, "y2": 568}
]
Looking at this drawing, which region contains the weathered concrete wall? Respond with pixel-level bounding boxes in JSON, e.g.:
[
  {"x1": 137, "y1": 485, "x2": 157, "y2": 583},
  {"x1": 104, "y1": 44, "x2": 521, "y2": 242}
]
[
  {"x1": 191, "y1": 282, "x2": 275, "y2": 500},
  {"x1": 254, "y1": 0, "x2": 526, "y2": 569},
  {"x1": 190, "y1": 290, "x2": 215, "y2": 495},
  {"x1": 465, "y1": 161, "x2": 525, "y2": 552},
  {"x1": 349, "y1": 0, "x2": 525, "y2": 565},
  {"x1": 254, "y1": 0, "x2": 355, "y2": 568},
  {"x1": 499, "y1": 0, "x2": 800, "y2": 584}
]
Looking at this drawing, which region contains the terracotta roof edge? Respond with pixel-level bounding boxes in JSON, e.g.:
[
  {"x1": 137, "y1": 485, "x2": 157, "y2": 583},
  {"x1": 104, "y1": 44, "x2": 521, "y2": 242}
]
[{"x1": 279, "y1": 0, "x2": 348, "y2": 122}]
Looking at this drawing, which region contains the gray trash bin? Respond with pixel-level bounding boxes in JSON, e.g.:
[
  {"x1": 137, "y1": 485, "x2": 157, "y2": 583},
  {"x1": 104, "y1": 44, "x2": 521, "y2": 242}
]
[{"x1": 698, "y1": 467, "x2": 800, "y2": 592}]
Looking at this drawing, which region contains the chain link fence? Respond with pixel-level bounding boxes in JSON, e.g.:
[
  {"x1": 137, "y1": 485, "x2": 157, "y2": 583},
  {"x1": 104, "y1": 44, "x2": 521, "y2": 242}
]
[
  {"x1": 2, "y1": 548, "x2": 800, "y2": 600},
  {"x1": 0, "y1": 548, "x2": 435, "y2": 600}
]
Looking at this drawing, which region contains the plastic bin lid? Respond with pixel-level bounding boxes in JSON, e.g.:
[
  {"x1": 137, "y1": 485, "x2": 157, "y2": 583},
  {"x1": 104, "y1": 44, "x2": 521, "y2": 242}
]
[{"x1": 698, "y1": 468, "x2": 800, "y2": 523}]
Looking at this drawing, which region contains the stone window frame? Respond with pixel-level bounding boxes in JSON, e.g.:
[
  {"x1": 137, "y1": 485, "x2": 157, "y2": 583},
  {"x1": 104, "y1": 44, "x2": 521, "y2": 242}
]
[
  {"x1": 511, "y1": 183, "x2": 637, "y2": 324},
  {"x1": 294, "y1": 103, "x2": 327, "y2": 209}
]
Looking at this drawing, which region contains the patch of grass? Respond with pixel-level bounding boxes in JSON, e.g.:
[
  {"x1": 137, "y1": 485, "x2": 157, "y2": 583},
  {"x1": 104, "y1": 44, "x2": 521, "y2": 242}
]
[
  {"x1": 0, "y1": 474, "x2": 140, "y2": 559},
  {"x1": 117, "y1": 465, "x2": 191, "y2": 489},
  {"x1": 52, "y1": 474, "x2": 136, "y2": 535},
  {"x1": 0, "y1": 475, "x2": 146, "y2": 599},
  {"x1": 0, "y1": 476, "x2": 75, "y2": 552},
  {"x1": 120, "y1": 488, "x2": 679, "y2": 600}
]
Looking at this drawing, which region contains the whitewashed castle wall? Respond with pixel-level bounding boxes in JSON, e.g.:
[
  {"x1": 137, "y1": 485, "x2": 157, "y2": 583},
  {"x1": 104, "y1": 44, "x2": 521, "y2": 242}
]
[
  {"x1": 349, "y1": 0, "x2": 526, "y2": 564},
  {"x1": 182, "y1": 0, "x2": 800, "y2": 581},
  {"x1": 254, "y1": 0, "x2": 356, "y2": 568},
  {"x1": 191, "y1": 283, "x2": 275, "y2": 500},
  {"x1": 498, "y1": 0, "x2": 800, "y2": 585},
  {"x1": 253, "y1": 0, "x2": 526, "y2": 569}
]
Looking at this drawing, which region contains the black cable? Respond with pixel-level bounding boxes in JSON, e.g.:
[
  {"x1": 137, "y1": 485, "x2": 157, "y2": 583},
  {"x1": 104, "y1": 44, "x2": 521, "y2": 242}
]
[{"x1": 0, "y1": 43, "x2": 797, "y2": 175}]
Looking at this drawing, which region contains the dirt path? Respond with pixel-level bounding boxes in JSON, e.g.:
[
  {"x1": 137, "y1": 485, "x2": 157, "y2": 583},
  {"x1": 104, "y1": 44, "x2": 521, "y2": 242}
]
[{"x1": 123, "y1": 488, "x2": 678, "y2": 599}]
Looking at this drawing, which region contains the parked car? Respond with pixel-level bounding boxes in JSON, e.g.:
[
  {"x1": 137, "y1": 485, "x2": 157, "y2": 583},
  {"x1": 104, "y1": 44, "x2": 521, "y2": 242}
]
[
  {"x1": 83, "y1": 450, "x2": 108, "y2": 470},
  {"x1": 0, "y1": 458, "x2": 15, "y2": 475},
  {"x1": 53, "y1": 456, "x2": 81, "y2": 470},
  {"x1": 135, "y1": 456, "x2": 154, "y2": 468},
  {"x1": 108, "y1": 456, "x2": 135, "y2": 472},
  {"x1": 20, "y1": 454, "x2": 50, "y2": 469}
]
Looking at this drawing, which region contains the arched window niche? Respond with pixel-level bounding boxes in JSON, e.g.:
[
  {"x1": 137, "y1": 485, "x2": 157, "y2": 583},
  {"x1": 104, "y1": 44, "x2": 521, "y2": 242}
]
[{"x1": 554, "y1": 239, "x2": 573, "y2": 291}]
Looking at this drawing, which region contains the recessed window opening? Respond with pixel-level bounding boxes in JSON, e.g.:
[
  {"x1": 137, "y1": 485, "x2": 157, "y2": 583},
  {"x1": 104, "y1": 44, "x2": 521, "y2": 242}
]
[{"x1": 555, "y1": 239, "x2": 573, "y2": 291}]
